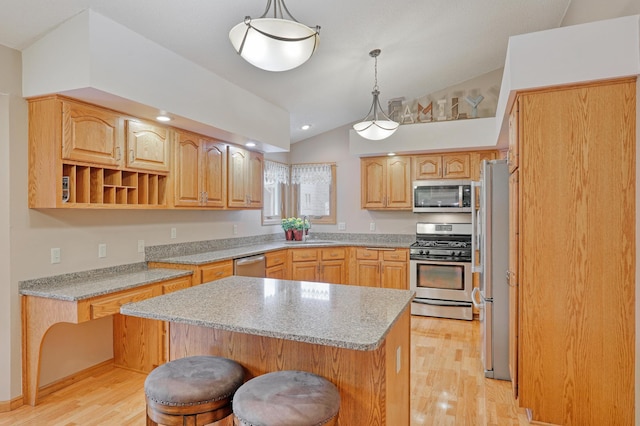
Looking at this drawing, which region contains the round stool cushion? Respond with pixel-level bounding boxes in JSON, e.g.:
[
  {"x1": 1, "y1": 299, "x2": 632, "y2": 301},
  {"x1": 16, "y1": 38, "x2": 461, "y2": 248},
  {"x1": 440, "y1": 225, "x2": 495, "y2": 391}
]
[
  {"x1": 233, "y1": 370, "x2": 340, "y2": 426},
  {"x1": 145, "y1": 355, "x2": 244, "y2": 407}
]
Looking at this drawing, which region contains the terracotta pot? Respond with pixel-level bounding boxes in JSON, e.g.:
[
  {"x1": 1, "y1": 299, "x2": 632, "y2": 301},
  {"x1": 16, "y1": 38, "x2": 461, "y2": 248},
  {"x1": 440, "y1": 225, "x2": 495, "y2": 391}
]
[
  {"x1": 285, "y1": 229, "x2": 294, "y2": 240},
  {"x1": 293, "y1": 230, "x2": 303, "y2": 241}
]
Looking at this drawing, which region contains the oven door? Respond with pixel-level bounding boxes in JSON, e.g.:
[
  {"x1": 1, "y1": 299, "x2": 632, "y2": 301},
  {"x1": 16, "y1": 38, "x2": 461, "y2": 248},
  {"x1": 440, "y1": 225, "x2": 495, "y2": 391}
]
[{"x1": 410, "y1": 259, "x2": 472, "y2": 302}]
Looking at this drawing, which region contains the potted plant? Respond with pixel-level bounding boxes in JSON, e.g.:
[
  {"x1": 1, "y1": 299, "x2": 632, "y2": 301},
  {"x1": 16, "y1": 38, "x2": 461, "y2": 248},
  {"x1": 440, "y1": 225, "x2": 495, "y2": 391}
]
[
  {"x1": 292, "y1": 217, "x2": 305, "y2": 241},
  {"x1": 281, "y1": 217, "x2": 296, "y2": 240}
]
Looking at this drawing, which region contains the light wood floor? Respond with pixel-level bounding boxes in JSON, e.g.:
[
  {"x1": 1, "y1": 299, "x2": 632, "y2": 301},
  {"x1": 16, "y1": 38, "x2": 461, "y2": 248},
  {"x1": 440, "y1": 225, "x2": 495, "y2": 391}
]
[{"x1": 0, "y1": 316, "x2": 529, "y2": 425}]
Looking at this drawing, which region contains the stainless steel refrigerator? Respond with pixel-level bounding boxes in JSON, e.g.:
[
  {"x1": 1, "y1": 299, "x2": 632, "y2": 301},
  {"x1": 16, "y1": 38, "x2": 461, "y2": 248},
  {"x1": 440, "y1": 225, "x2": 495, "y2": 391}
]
[{"x1": 471, "y1": 159, "x2": 510, "y2": 380}]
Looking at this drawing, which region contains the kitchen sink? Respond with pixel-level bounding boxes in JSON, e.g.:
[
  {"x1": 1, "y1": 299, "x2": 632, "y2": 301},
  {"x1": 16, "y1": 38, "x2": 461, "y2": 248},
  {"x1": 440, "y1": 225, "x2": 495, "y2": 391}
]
[{"x1": 283, "y1": 240, "x2": 339, "y2": 245}]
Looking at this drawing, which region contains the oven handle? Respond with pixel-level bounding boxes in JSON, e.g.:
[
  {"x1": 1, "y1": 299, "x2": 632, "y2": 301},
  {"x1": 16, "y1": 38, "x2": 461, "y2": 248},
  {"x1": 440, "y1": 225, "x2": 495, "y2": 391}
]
[{"x1": 471, "y1": 180, "x2": 482, "y2": 273}]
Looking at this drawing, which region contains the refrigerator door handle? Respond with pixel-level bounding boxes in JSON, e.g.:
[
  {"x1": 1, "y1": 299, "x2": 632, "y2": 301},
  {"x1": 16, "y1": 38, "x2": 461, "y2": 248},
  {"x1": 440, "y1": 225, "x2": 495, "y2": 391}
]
[
  {"x1": 471, "y1": 287, "x2": 483, "y2": 309},
  {"x1": 471, "y1": 180, "x2": 482, "y2": 273}
]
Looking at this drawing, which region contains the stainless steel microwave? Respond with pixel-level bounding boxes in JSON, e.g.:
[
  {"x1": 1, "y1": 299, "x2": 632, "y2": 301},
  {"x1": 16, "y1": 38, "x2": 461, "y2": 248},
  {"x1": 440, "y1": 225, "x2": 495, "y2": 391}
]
[{"x1": 412, "y1": 180, "x2": 472, "y2": 212}]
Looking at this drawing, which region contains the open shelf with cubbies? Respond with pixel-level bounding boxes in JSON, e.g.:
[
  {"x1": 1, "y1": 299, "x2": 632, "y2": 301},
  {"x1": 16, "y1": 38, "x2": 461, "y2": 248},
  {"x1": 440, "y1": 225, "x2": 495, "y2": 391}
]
[{"x1": 61, "y1": 163, "x2": 167, "y2": 207}]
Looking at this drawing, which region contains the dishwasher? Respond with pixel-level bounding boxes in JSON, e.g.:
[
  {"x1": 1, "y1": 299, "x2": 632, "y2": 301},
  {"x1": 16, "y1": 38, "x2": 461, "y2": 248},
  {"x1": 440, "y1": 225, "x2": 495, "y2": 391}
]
[{"x1": 233, "y1": 254, "x2": 266, "y2": 277}]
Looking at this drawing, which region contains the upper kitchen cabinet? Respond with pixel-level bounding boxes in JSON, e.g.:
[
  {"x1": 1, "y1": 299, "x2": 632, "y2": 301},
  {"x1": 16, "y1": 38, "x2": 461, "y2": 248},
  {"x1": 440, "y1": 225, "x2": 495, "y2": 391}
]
[
  {"x1": 509, "y1": 79, "x2": 635, "y2": 425},
  {"x1": 227, "y1": 146, "x2": 264, "y2": 209},
  {"x1": 361, "y1": 156, "x2": 412, "y2": 210},
  {"x1": 28, "y1": 96, "x2": 168, "y2": 209},
  {"x1": 413, "y1": 153, "x2": 471, "y2": 180},
  {"x1": 174, "y1": 130, "x2": 227, "y2": 208},
  {"x1": 61, "y1": 99, "x2": 124, "y2": 166},
  {"x1": 470, "y1": 151, "x2": 497, "y2": 181},
  {"x1": 125, "y1": 120, "x2": 170, "y2": 172}
]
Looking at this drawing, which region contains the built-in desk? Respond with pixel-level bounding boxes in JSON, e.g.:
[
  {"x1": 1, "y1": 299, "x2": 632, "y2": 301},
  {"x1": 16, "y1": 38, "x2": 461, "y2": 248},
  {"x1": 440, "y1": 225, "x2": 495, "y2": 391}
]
[
  {"x1": 122, "y1": 276, "x2": 414, "y2": 425},
  {"x1": 19, "y1": 266, "x2": 193, "y2": 406}
]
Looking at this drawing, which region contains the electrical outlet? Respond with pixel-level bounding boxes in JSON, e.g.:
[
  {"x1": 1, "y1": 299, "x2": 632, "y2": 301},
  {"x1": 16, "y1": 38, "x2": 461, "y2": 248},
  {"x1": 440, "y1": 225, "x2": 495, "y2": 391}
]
[
  {"x1": 51, "y1": 248, "x2": 61, "y2": 264},
  {"x1": 233, "y1": 224, "x2": 238, "y2": 235},
  {"x1": 369, "y1": 222, "x2": 376, "y2": 231},
  {"x1": 171, "y1": 227, "x2": 177, "y2": 239},
  {"x1": 338, "y1": 222, "x2": 346, "y2": 231},
  {"x1": 98, "y1": 243, "x2": 107, "y2": 258},
  {"x1": 137, "y1": 240, "x2": 145, "y2": 253}
]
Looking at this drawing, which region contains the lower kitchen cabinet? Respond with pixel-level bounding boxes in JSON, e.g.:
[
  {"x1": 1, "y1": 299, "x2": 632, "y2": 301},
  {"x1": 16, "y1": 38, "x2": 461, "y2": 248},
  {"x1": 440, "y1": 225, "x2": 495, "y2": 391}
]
[
  {"x1": 148, "y1": 259, "x2": 233, "y2": 285},
  {"x1": 289, "y1": 247, "x2": 347, "y2": 284},
  {"x1": 113, "y1": 275, "x2": 192, "y2": 373},
  {"x1": 266, "y1": 249, "x2": 289, "y2": 279},
  {"x1": 353, "y1": 247, "x2": 408, "y2": 289}
]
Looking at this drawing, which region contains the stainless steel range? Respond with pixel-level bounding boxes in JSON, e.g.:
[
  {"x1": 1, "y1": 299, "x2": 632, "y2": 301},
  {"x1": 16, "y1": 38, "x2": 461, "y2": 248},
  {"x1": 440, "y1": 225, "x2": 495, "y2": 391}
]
[{"x1": 410, "y1": 222, "x2": 473, "y2": 320}]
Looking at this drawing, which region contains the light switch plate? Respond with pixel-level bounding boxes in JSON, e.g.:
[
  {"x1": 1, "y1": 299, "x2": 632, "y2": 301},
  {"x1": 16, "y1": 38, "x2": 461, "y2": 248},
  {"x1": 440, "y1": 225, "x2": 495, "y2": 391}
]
[
  {"x1": 98, "y1": 243, "x2": 107, "y2": 258},
  {"x1": 338, "y1": 222, "x2": 346, "y2": 231},
  {"x1": 369, "y1": 222, "x2": 376, "y2": 231},
  {"x1": 171, "y1": 227, "x2": 177, "y2": 239},
  {"x1": 233, "y1": 224, "x2": 238, "y2": 235},
  {"x1": 137, "y1": 240, "x2": 145, "y2": 253}
]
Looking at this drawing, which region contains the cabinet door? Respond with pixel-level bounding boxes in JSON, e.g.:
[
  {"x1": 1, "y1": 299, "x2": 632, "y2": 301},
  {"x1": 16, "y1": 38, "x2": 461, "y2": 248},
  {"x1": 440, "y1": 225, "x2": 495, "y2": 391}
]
[
  {"x1": 62, "y1": 100, "x2": 123, "y2": 166},
  {"x1": 380, "y1": 261, "x2": 407, "y2": 290},
  {"x1": 360, "y1": 157, "x2": 386, "y2": 209},
  {"x1": 125, "y1": 120, "x2": 170, "y2": 172},
  {"x1": 227, "y1": 146, "x2": 249, "y2": 208},
  {"x1": 386, "y1": 156, "x2": 412, "y2": 209},
  {"x1": 266, "y1": 264, "x2": 287, "y2": 279},
  {"x1": 442, "y1": 154, "x2": 470, "y2": 179},
  {"x1": 174, "y1": 132, "x2": 202, "y2": 207},
  {"x1": 355, "y1": 260, "x2": 381, "y2": 287},
  {"x1": 471, "y1": 151, "x2": 497, "y2": 181},
  {"x1": 247, "y1": 151, "x2": 264, "y2": 208},
  {"x1": 412, "y1": 155, "x2": 442, "y2": 180},
  {"x1": 320, "y1": 260, "x2": 346, "y2": 284},
  {"x1": 291, "y1": 261, "x2": 319, "y2": 282},
  {"x1": 201, "y1": 139, "x2": 226, "y2": 207}
]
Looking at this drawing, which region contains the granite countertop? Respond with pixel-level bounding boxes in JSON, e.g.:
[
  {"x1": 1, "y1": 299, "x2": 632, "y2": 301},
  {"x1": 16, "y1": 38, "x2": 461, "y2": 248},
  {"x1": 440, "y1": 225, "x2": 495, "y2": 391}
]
[
  {"x1": 152, "y1": 238, "x2": 411, "y2": 266},
  {"x1": 19, "y1": 265, "x2": 193, "y2": 301},
  {"x1": 121, "y1": 276, "x2": 414, "y2": 351}
]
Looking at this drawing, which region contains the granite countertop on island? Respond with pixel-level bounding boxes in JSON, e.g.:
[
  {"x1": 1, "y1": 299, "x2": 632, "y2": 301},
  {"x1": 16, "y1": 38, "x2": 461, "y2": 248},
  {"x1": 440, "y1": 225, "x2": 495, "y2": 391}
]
[{"x1": 121, "y1": 276, "x2": 415, "y2": 351}]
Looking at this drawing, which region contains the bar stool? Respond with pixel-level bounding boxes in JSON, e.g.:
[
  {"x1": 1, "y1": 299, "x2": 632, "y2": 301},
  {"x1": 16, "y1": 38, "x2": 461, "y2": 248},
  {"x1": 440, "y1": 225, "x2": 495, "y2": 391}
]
[
  {"x1": 232, "y1": 370, "x2": 340, "y2": 426},
  {"x1": 144, "y1": 355, "x2": 244, "y2": 426}
]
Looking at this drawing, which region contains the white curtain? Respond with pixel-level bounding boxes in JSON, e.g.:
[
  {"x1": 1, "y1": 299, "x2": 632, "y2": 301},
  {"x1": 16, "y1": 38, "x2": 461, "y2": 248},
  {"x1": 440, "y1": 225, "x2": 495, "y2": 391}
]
[
  {"x1": 291, "y1": 163, "x2": 332, "y2": 185},
  {"x1": 264, "y1": 160, "x2": 289, "y2": 185}
]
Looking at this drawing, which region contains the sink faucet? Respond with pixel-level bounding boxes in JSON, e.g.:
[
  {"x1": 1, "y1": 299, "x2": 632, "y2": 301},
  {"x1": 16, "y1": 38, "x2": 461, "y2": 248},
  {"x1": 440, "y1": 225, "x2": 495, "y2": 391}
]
[{"x1": 302, "y1": 216, "x2": 309, "y2": 242}]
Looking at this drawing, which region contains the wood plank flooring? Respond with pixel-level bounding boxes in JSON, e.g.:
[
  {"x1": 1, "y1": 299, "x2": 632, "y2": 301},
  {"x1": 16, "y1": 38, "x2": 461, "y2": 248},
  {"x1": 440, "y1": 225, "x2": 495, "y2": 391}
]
[{"x1": 0, "y1": 316, "x2": 529, "y2": 425}]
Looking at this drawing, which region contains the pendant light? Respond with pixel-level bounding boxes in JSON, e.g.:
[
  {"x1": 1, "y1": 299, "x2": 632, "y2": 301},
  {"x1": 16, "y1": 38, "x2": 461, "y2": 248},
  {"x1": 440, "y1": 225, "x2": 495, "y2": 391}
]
[
  {"x1": 353, "y1": 49, "x2": 399, "y2": 140},
  {"x1": 229, "y1": 0, "x2": 320, "y2": 72}
]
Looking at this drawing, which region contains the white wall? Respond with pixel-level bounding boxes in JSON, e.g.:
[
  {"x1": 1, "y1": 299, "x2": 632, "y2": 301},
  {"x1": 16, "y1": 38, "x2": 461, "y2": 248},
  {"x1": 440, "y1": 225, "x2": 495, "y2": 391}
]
[{"x1": 1, "y1": 42, "x2": 283, "y2": 399}]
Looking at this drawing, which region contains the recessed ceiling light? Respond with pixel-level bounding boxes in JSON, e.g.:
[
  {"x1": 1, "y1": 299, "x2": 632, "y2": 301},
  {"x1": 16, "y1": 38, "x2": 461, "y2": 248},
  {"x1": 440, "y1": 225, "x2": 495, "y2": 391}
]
[
  {"x1": 301, "y1": 124, "x2": 311, "y2": 130},
  {"x1": 156, "y1": 115, "x2": 171, "y2": 122},
  {"x1": 387, "y1": 152, "x2": 396, "y2": 156},
  {"x1": 246, "y1": 142, "x2": 257, "y2": 147}
]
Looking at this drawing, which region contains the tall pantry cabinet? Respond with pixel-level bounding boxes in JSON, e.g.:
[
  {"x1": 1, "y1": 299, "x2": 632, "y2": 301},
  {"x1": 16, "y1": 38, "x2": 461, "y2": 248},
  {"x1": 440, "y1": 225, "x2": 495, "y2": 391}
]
[{"x1": 508, "y1": 78, "x2": 635, "y2": 425}]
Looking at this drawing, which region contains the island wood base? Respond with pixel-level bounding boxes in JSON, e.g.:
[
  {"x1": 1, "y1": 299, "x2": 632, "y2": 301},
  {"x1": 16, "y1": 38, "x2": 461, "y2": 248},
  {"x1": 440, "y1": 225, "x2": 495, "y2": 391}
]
[{"x1": 169, "y1": 305, "x2": 411, "y2": 426}]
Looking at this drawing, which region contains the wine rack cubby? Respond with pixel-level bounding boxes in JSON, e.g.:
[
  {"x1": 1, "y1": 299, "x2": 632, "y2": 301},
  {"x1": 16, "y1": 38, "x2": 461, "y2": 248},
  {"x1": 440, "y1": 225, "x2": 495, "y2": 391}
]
[{"x1": 62, "y1": 163, "x2": 167, "y2": 207}]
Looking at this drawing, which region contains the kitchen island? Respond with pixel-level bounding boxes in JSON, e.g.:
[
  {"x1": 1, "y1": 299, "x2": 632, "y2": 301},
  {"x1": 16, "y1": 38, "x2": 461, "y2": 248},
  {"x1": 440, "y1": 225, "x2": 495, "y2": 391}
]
[{"x1": 121, "y1": 276, "x2": 414, "y2": 426}]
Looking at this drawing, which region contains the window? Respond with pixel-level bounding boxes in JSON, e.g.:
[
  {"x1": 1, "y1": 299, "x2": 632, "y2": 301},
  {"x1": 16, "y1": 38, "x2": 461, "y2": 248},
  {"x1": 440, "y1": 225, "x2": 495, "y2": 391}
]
[
  {"x1": 262, "y1": 160, "x2": 289, "y2": 226},
  {"x1": 262, "y1": 161, "x2": 337, "y2": 226},
  {"x1": 291, "y1": 163, "x2": 336, "y2": 224}
]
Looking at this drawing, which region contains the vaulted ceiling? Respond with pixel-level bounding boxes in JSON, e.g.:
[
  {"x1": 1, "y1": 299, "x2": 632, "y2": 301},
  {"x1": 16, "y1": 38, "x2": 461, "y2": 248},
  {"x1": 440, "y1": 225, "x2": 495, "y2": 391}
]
[{"x1": 0, "y1": 0, "x2": 636, "y2": 142}]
